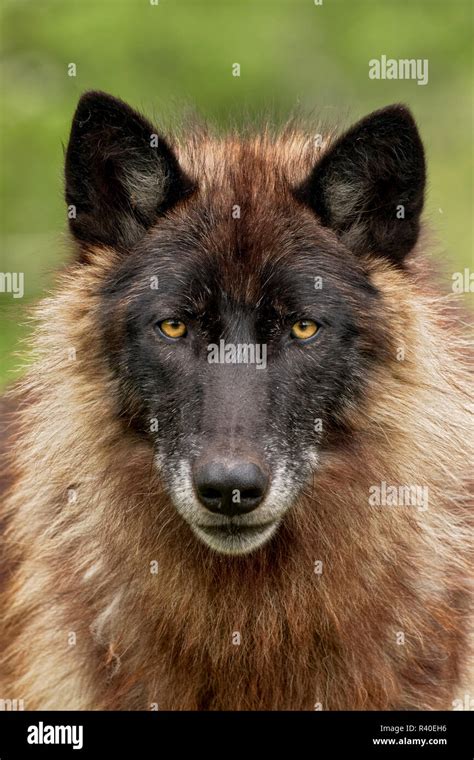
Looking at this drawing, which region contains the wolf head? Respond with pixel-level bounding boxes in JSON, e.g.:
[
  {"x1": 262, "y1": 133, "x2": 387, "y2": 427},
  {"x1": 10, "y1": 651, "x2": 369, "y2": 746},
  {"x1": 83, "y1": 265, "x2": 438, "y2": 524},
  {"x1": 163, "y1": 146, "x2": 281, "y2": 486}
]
[{"x1": 65, "y1": 92, "x2": 425, "y2": 555}]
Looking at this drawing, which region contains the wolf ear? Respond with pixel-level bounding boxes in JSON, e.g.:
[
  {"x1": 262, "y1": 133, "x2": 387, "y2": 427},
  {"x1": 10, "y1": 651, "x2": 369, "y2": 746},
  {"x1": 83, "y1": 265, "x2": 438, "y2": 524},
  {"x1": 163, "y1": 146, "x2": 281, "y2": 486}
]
[
  {"x1": 294, "y1": 105, "x2": 425, "y2": 265},
  {"x1": 65, "y1": 91, "x2": 195, "y2": 252}
]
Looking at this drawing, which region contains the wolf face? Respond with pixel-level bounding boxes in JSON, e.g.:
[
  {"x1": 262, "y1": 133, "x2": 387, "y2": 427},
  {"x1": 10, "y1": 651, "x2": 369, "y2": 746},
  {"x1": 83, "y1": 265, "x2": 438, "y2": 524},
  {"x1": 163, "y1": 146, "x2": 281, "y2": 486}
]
[{"x1": 65, "y1": 92, "x2": 425, "y2": 555}]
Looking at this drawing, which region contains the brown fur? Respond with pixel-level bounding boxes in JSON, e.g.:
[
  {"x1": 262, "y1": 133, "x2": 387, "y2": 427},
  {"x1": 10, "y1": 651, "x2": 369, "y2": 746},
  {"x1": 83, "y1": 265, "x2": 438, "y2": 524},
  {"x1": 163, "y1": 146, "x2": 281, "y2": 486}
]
[{"x1": 0, "y1": 129, "x2": 472, "y2": 710}]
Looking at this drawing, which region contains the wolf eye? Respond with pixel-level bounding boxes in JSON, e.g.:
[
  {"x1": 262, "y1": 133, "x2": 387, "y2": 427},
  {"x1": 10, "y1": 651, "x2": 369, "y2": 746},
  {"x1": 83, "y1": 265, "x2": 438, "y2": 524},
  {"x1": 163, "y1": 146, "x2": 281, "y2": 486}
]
[
  {"x1": 290, "y1": 319, "x2": 319, "y2": 341},
  {"x1": 157, "y1": 319, "x2": 187, "y2": 340}
]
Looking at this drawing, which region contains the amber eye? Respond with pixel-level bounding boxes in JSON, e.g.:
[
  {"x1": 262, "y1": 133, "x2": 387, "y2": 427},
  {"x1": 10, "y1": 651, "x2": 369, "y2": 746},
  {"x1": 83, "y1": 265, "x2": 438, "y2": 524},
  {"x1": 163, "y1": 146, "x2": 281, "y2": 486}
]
[
  {"x1": 157, "y1": 319, "x2": 187, "y2": 340},
  {"x1": 290, "y1": 319, "x2": 319, "y2": 341}
]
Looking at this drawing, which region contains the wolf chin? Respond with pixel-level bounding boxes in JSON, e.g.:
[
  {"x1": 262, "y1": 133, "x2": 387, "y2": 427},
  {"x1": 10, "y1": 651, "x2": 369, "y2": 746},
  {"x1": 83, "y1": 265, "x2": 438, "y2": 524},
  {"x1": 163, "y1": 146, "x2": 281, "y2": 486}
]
[{"x1": 0, "y1": 92, "x2": 472, "y2": 710}]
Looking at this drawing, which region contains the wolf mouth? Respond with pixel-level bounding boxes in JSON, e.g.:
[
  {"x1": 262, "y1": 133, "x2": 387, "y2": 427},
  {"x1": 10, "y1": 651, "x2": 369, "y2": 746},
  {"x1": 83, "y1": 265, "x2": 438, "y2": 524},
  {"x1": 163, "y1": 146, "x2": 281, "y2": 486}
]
[
  {"x1": 199, "y1": 521, "x2": 275, "y2": 537},
  {"x1": 192, "y1": 520, "x2": 278, "y2": 554}
]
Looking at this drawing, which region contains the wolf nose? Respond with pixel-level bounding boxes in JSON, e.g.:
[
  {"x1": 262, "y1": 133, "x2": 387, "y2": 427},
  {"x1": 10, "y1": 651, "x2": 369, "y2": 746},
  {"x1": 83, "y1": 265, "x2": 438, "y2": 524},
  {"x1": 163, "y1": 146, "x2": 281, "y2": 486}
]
[{"x1": 193, "y1": 459, "x2": 268, "y2": 516}]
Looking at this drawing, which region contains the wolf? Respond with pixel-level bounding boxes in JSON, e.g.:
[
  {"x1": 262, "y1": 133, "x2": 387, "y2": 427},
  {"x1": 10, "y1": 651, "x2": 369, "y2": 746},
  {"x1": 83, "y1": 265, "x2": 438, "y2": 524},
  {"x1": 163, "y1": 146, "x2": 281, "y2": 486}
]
[{"x1": 0, "y1": 92, "x2": 471, "y2": 710}]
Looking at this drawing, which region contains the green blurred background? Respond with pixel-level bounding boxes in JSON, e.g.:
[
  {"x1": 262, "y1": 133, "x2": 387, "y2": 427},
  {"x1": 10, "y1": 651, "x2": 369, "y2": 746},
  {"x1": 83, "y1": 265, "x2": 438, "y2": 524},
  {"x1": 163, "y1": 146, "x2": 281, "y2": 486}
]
[{"x1": 1, "y1": 0, "x2": 472, "y2": 388}]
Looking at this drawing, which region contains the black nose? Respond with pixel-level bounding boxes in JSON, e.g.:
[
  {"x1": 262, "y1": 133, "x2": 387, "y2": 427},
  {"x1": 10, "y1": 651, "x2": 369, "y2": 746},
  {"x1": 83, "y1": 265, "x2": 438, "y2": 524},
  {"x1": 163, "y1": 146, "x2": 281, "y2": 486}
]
[{"x1": 193, "y1": 459, "x2": 268, "y2": 516}]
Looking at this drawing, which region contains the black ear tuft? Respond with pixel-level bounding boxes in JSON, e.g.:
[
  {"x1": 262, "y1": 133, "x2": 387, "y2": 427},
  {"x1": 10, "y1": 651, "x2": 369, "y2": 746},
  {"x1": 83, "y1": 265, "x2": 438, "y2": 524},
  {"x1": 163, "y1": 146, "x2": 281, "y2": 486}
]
[
  {"x1": 294, "y1": 105, "x2": 426, "y2": 265},
  {"x1": 65, "y1": 91, "x2": 195, "y2": 252}
]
